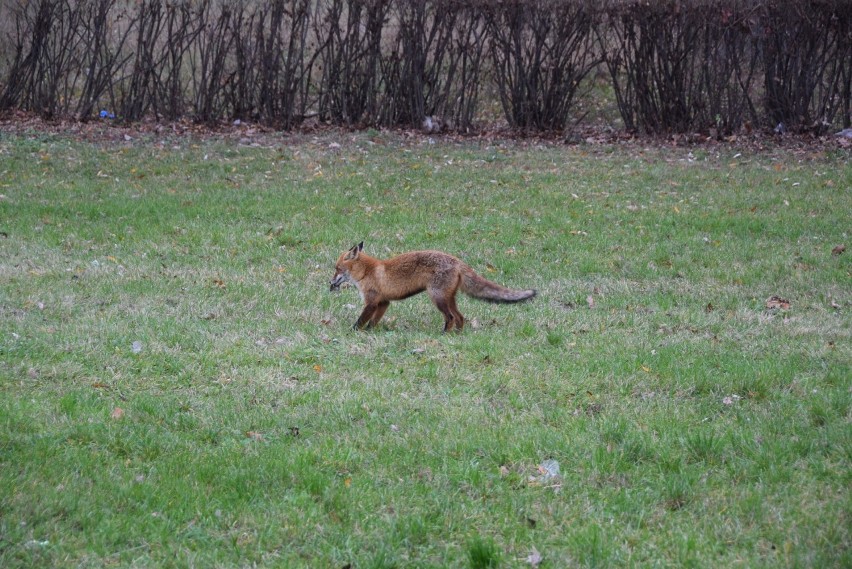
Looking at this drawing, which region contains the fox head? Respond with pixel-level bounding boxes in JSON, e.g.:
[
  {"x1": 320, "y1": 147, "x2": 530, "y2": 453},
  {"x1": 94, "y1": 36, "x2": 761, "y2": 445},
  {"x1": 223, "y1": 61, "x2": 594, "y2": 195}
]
[{"x1": 329, "y1": 241, "x2": 363, "y2": 291}]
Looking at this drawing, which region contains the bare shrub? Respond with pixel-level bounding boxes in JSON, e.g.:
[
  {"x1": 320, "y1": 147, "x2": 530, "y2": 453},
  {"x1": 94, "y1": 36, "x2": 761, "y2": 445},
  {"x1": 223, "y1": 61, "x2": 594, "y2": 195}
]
[
  {"x1": 0, "y1": 0, "x2": 848, "y2": 133},
  {"x1": 600, "y1": 0, "x2": 760, "y2": 135},
  {"x1": 314, "y1": 0, "x2": 391, "y2": 127},
  {"x1": 485, "y1": 0, "x2": 599, "y2": 132},
  {"x1": 601, "y1": 0, "x2": 851, "y2": 135},
  {"x1": 251, "y1": 0, "x2": 314, "y2": 128},
  {"x1": 1, "y1": 0, "x2": 134, "y2": 120},
  {"x1": 378, "y1": 0, "x2": 488, "y2": 130},
  {"x1": 118, "y1": 0, "x2": 207, "y2": 122},
  {"x1": 758, "y1": 0, "x2": 852, "y2": 134}
]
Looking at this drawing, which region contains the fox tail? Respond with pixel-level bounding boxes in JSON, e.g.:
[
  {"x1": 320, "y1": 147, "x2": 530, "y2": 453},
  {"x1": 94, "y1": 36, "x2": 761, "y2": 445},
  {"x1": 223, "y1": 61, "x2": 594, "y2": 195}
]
[{"x1": 459, "y1": 267, "x2": 536, "y2": 303}]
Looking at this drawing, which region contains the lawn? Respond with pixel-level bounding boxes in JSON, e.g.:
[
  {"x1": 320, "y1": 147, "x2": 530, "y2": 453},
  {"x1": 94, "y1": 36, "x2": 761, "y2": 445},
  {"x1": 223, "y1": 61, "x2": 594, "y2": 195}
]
[{"x1": 0, "y1": 129, "x2": 849, "y2": 567}]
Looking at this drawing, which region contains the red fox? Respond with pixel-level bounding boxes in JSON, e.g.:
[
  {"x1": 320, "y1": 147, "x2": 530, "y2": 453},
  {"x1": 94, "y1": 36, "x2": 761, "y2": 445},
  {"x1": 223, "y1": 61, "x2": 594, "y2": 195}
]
[{"x1": 329, "y1": 242, "x2": 536, "y2": 331}]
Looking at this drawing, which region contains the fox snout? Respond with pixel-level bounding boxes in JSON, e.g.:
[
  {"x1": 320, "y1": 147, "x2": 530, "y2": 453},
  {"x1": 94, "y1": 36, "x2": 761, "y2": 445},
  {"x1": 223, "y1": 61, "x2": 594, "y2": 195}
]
[{"x1": 329, "y1": 273, "x2": 345, "y2": 291}]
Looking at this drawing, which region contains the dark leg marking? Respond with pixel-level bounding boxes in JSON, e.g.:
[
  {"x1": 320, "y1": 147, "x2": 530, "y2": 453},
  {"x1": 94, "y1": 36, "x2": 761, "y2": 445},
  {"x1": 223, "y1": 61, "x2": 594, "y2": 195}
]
[
  {"x1": 370, "y1": 301, "x2": 390, "y2": 327},
  {"x1": 447, "y1": 295, "x2": 464, "y2": 331},
  {"x1": 354, "y1": 304, "x2": 378, "y2": 330}
]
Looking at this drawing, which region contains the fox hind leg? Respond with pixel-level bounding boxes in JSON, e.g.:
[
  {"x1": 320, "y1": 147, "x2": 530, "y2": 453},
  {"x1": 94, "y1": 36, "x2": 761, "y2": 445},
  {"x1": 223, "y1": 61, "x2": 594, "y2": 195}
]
[
  {"x1": 447, "y1": 295, "x2": 464, "y2": 331},
  {"x1": 429, "y1": 290, "x2": 462, "y2": 332}
]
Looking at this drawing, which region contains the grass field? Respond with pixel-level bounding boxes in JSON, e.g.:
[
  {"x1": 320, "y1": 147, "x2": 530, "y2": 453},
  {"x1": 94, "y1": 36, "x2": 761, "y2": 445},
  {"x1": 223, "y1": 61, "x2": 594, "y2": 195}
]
[{"x1": 0, "y1": 130, "x2": 850, "y2": 567}]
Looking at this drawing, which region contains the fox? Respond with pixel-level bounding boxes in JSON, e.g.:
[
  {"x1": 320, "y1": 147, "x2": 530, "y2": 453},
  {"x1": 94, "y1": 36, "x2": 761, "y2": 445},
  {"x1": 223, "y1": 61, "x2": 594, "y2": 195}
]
[{"x1": 329, "y1": 242, "x2": 536, "y2": 332}]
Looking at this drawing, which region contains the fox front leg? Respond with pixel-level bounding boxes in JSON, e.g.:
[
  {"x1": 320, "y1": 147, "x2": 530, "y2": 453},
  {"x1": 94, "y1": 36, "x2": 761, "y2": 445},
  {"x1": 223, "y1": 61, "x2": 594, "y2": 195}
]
[
  {"x1": 353, "y1": 304, "x2": 378, "y2": 330},
  {"x1": 369, "y1": 301, "x2": 390, "y2": 328}
]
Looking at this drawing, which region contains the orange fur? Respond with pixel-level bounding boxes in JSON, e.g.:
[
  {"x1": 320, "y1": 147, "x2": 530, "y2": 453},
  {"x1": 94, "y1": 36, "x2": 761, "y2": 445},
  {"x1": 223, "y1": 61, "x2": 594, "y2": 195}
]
[{"x1": 330, "y1": 242, "x2": 536, "y2": 332}]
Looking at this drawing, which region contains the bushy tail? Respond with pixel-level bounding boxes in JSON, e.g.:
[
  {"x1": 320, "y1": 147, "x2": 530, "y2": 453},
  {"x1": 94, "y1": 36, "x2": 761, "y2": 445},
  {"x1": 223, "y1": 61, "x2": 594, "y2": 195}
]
[{"x1": 459, "y1": 266, "x2": 536, "y2": 303}]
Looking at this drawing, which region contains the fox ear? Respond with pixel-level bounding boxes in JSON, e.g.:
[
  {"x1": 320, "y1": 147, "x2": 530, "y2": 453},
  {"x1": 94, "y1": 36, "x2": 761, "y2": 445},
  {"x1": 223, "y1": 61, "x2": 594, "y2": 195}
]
[{"x1": 346, "y1": 242, "x2": 362, "y2": 260}]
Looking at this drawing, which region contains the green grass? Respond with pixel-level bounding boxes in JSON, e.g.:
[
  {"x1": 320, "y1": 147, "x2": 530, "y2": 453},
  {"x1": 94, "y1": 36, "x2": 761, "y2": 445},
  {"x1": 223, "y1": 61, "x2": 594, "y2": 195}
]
[{"x1": 0, "y1": 130, "x2": 850, "y2": 567}]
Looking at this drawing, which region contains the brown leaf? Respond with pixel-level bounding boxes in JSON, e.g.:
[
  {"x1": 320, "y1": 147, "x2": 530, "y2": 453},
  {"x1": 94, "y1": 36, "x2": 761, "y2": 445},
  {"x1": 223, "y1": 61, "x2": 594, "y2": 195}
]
[
  {"x1": 246, "y1": 431, "x2": 264, "y2": 441},
  {"x1": 765, "y1": 295, "x2": 790, "y2": 310},
  {"x1": 110, "y1": 407, "x2": 125, "y2": 420},
  {"x1": 832, "y1": 244, "x2": 845, "y2": 256}
]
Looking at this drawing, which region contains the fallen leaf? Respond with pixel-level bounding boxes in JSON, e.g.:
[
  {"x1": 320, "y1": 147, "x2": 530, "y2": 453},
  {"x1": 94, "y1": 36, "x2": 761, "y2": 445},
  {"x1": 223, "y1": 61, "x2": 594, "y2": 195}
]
[
  {"x1": 537, "y1": 459, "x2": 560, "y2": 481},
  {"x1": 313, "y1": 364, "x2": 322, "y2": 373},
  {"x1": 343, "y1": 477, "x2": 351, "y2": 488},
  {"x1": 832, "y1": 244, "x2": 845, "y2": 256},
  {"x1": 705, "y1": 303, "x2": 714, "y2": 313},
  {"x1": 110, "y1": 407, "x2": 125, "y2": 420},
  {"x1": 246, "y1": 431, "x2": 264, "y2": 441},
  {"x1": 526, "y1": 547, "x2": 543, "y2": 567},
  {"x1": 765, "y1": 295, "x2": 790, "y2": 310}
]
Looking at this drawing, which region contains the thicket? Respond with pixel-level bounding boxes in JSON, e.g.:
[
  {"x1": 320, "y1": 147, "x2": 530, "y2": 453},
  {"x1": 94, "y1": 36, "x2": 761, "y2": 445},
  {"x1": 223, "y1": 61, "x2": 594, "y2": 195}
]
[{"x1": 0, "y1": 0, "x2": 849, "y2": 135}]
